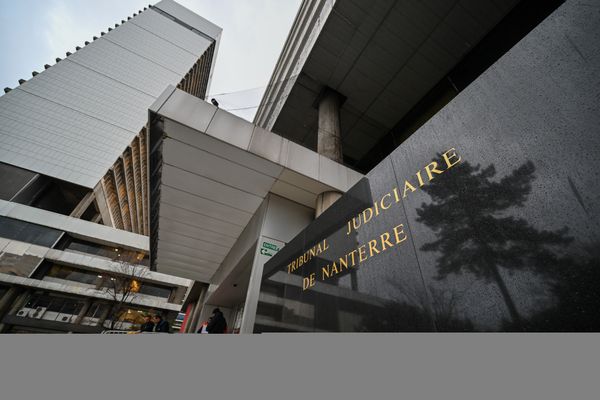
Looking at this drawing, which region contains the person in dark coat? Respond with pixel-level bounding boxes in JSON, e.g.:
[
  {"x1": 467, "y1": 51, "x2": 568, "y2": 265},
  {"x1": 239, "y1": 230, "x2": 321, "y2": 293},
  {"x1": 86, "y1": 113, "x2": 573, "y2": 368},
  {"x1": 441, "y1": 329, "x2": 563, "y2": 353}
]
[
  {"x1": 152, "y1": 314, "x2": 170, "y2": 333},
  {"x1": 139, "y1": 315, "x2": 154, "y2": 332},
  {"x1": 206, "y1": 308, "x2": 227, "y2": 334}
]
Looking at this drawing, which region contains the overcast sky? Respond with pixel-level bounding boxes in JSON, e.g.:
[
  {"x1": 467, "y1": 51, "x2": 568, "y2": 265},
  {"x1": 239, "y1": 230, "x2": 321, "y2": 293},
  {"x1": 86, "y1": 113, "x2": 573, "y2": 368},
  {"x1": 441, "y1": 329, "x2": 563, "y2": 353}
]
[{"x1": 0, "y1": 0, "x2": 301, "y2": 120}]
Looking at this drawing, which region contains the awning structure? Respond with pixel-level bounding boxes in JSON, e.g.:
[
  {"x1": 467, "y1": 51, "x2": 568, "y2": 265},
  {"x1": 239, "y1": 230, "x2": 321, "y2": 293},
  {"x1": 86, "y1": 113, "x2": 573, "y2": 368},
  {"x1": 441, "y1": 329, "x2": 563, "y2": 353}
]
[{"x1": 148, "y1": 87, "x2": 363, "y2": 282}]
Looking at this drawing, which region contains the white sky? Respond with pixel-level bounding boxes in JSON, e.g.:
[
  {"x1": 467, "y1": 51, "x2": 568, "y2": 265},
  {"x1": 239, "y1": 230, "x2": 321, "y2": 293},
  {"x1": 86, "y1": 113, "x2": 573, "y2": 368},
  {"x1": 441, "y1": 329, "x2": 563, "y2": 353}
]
[{"x1": 0, "y1": 0, "x2": 301, "y2": 120}]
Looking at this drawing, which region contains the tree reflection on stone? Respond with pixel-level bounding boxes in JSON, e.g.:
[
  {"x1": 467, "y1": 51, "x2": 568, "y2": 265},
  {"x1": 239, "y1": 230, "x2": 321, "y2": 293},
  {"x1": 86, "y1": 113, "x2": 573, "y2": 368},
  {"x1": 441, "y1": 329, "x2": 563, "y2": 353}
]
[
  {"x1": 416, "y1": 159, "x2": 573, "y2": 330},
  {"x1": 521, "y1": 242, "x2": 600, "y2": 331}
]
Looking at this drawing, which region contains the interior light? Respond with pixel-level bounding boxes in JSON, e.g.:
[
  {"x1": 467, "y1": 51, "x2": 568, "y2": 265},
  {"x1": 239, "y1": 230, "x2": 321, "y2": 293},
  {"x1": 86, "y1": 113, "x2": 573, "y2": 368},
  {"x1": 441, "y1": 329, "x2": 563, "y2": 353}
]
[{"x1": 97, "y1": 275, "x2": 103, "y2": 278}]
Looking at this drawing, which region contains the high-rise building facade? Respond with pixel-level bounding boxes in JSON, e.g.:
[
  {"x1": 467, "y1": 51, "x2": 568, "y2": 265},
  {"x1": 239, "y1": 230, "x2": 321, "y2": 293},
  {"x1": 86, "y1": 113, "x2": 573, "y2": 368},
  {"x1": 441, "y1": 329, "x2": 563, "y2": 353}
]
[{"x1": 0, "y1": 1, "x2": 221, "y2": 333}]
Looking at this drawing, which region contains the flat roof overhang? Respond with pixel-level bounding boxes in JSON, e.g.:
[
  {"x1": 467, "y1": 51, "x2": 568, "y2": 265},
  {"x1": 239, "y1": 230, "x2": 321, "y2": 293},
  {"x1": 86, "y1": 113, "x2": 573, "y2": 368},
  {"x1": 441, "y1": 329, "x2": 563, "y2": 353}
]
[
  {"x1": 148, "y1": 87, "x2": 362, "y2": 282},
  {"x1": 254, "y1": 0, "x2": 520, "y2": 165}
]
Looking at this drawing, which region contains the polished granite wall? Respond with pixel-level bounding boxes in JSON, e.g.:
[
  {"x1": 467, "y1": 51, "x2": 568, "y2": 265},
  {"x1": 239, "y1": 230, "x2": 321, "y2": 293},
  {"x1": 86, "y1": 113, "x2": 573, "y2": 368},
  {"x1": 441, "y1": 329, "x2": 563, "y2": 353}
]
[{"x1": 255, "y1": 0, "x2": 600, "y2": 332}]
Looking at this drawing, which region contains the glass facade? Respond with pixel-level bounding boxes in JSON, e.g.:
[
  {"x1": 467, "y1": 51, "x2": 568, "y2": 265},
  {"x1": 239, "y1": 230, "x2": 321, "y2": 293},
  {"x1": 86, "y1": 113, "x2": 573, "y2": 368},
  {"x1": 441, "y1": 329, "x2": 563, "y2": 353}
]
[
  {"x1": 111, "y1": 308, "x2": 149, "y2": 330},
  {"x1": 58, "y1": 236, "x2": 149, "y2": 266},
  {"x1": 102, "y1": 307, "x2": 178, "y2": 332},
  {"x1": 0, "y1": 161, "x2": 36, "y2": 201},
  {"x1": 18, "y1": 293, "x2": 85, "y2": 324},
  {"x1": 13, "y1": 292, "x2": 175, "y2": 331},
  {"x1": 44, "y1": 264, "x2": 102, "y2": 287},
  {"x1": 80, "y1": 302, "x2": 111, "y2": 326},
  {"x1": 0, "y1": 162, "x2": 90, "y2": 216},
  {"x1": 0, "y1": 216, "x2": 63, "y2": 247},
  {"x1": 43, "y1": 263, "x2": 174, "y2": 300},
  {"x1": 137, "y1": 282, "x2": 173, "y2": 299}
]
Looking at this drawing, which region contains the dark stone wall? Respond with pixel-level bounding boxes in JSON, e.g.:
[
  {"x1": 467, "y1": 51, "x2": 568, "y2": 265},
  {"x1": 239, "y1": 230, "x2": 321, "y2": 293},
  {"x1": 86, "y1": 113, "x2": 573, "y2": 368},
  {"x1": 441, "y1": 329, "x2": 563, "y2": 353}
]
[{"x1": 256, "y1": 0, "x2": 600, "y2": 332}]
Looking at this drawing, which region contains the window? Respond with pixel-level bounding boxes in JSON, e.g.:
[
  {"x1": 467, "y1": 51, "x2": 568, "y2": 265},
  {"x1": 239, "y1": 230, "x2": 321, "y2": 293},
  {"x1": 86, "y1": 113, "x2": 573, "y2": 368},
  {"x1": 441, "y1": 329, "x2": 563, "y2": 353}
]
[
  {"x1": 116, "y1": 308, "x2": 148, "y2": 325},
  {"x1": 85, "y1": 303, "x2": 110, "y2": 319},
  {"x1": 81, "y1": 302, "x2": 111, "y2": 326},
  {"x1": 44, "y1": 264, "x2": 101, "y2": 287},
  {"x1": 0, "y1": 162, "x2": 37, "y2": 200},
  {"x1": 19, "y1": 293, "x2": 85, "y2": 323},
  {"x1": 138, "y1": 282, "x2": 173, "y2": 299},
  {"x1": 0, "y1": 161, "x2": 90, "y2": 216},
  {"x1": 56, "y1": 235, "x2": 148, "y2": 265},
  {"x1": 98, "y1": 277, "x2": 173, "y2": 300},
  {"x1": 24, "y1": 294, "x2": 51, "y2": 309},
  {"x1": 40, "y1": 298, "x2": 84, "y2": 323},
  {"x1": 0, "y1": 216, "x2": 63, "y2": 247},
  {"x1": 104, "y1": 308, "x2": 152, "y2": 331},
  {"x1": 60, "y1": 301, "x2": 82, "y2": 315}
]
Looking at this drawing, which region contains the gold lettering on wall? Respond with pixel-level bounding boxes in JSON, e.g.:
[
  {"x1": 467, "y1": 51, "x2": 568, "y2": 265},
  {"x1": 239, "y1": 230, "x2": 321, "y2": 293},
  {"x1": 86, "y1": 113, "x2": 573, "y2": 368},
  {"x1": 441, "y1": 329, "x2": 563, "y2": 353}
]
[
  {"x1": 380, "y1": 193, "x2": 392, "y2": 210},
  {"x1": 443, "y1": 147, "x2": 461, "y2": 169},
  {"x1": 313, "y1": 223, "x2": 411, "y2": 288},
  {"x1": 424, "y1": 161, "x2": 444, "y2": 181},
  {"x1": 287, "y1": 239, "x2": 329, "y2": 274},
  {"x1": 345, "y1": 148, "x2": 462, "y2": 236},
  {"x1": 296, "y1": 148, "x2": 463, "y2": 290},
  {"x1": 402, "y1": 180, "x2": 416, "y2": 198}
]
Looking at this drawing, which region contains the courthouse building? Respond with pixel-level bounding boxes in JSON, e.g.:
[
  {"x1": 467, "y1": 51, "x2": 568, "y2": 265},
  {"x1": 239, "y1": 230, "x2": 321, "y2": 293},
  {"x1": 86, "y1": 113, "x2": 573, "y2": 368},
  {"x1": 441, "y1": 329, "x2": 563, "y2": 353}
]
[
  {"x1": 1, "y1": 0, "x2": 599, "y2": 333},
  {"x1": 169, "y1": 0, "x2": 600, "y2": 333}
]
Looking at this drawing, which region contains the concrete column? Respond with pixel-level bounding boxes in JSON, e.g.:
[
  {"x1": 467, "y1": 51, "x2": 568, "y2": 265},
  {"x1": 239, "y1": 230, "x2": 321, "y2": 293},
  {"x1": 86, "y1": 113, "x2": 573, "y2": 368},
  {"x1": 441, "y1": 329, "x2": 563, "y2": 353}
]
[
  {"x1": 0, "y1": 287, "x2": 23, "y2": 320},
  {"x1": 239, "y1": 246, "x2": 264, "y2": 334},
  {"x1": 170, "y1": 286, "x2": 188, "y2": 304},
  {"x1": 316, "y1": 88, "x2": 344, "y2": 217},
  {"x1": 0, "y1": 288, "x2": 29, "y2": 333},
  {"x1": 97, "y1": 303, "x2": 113, "y2": 330},
  {"x1": 93, "y1": 181, "x2": 114, "y2": 227},
  {"x1": 73, "y1": 298, "x2": 93, "y2": 325},
  {"x1": 317, "y1": 88, "x2": 344, "y2": 163},
  {"x1": 69, "y1": 191, "x2": 95, "y2": 218},
  {"x1": 186, "y1": 289, "x2": 206, "y2": 333},
  {"x1": 8, "y1": 290, "x2": 31, "y2": 315}
]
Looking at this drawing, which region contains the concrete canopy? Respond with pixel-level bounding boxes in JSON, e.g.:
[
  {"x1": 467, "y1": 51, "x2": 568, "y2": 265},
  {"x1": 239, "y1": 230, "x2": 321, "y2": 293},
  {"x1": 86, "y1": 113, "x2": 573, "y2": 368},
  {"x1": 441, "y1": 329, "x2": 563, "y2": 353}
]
[
  {"x1": 148, "y1": 87, "x2": 362, "y2": 282},
  {"x1": 254, "y1": 0, "x2": 520, "y2": 165}
]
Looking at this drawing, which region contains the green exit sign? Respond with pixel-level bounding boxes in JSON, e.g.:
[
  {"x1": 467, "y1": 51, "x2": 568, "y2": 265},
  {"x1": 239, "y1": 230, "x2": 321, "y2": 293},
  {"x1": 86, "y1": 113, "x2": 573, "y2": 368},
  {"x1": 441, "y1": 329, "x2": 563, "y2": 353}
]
[{"x1": 260, "y1": 241, "x2": 280, "y2": 257}]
